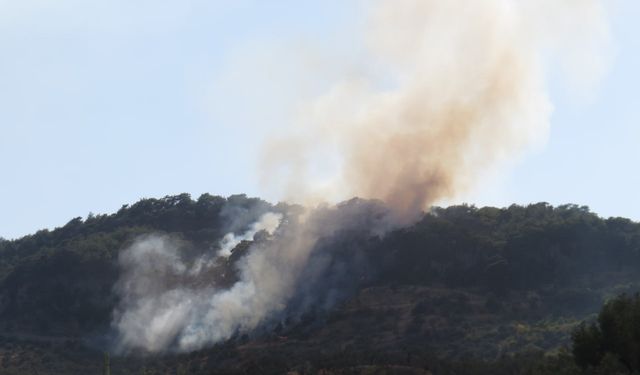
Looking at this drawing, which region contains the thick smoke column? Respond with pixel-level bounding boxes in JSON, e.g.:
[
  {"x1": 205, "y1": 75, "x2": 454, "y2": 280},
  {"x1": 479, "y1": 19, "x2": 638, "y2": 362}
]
[
  {"x1": 263, "y1": 0, "x2": 610, "y2": 221},
  {"x1": 112, "y1": 0, "x2": 611, "y2": 353}
]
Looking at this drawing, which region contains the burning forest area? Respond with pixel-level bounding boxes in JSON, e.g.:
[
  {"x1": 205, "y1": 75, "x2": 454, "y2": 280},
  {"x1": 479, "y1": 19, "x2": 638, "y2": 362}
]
[{"x1": 1, "y1": 0, "x2": 638, "y2": 374}]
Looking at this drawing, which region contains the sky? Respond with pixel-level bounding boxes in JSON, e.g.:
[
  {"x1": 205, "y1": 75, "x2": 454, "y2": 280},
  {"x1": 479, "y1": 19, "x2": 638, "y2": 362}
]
[{"x1": 0, "y1": 0, "x2": 638, "y2": 239}]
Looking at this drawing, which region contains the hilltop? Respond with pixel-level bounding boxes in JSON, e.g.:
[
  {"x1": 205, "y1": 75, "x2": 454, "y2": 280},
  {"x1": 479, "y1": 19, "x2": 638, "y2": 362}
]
[{"x1": 1, "y1": 194, "x2": 639, "y2": 374}]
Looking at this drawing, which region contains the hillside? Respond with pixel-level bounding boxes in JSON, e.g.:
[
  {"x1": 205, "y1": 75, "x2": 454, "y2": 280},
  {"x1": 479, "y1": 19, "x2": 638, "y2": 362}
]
[{"x1": 1, "y1": 194, "x2": 640, "y2": 374}]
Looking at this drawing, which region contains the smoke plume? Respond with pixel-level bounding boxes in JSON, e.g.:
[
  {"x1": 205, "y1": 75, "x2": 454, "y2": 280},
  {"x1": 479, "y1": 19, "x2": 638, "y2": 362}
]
[
  {"x1": 113, "y1": 210, "x2": 282, "y2": 351},
  {"x1": 112, "y1": 0, "x2": 611, "y2": 353},
  {"x1": 262, "y1": 0, "x2": 610, "y2": 222},
  {"x1": 113, "y1": 199, "x2": 390, "y2": 352}
]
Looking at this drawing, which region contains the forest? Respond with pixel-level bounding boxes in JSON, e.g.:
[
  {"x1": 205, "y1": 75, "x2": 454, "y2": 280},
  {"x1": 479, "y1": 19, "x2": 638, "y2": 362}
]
[{"x1": 1, "y1": 193, "x2": 640, "y2": 374}]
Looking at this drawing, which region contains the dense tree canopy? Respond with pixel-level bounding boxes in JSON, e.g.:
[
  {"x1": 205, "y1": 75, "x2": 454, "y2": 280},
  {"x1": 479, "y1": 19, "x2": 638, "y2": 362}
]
[
  {"x1": 0, "y1": 195, "x2": 640, "y2": 374},
  {"x1": 573, "y1": 293, "x2": 640, "y2": 372}
]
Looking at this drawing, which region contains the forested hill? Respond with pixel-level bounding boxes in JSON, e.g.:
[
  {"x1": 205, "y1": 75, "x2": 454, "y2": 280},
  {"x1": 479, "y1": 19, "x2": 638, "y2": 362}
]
[
  {"x1": 0, "y1": 193, "x2": 278, "y2": 335},
  {"x1": 1, "y1": 194, "x2": 640, "y2": 374}
]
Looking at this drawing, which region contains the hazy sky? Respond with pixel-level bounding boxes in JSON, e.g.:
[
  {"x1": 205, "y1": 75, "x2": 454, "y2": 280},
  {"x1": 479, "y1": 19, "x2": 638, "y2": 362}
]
[{"x1": 1, "y1": 0, "x2": 638, "y2": 239}]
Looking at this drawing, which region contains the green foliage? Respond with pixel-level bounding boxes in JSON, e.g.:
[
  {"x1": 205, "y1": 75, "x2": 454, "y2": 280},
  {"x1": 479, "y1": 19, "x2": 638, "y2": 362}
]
[
  {"x1": 572, "y1": 293, "x2": 640, "y2": 373},
  {"x1": 0, "y1": 193, "x2": 276, "y2": 336},
  {"x1": 0, "y1": 196, "x2": 639, "y2": 374},
  {"x1": 572, "y1": 322, "x2": 604, "y2": 368},
  {"x1": 370, "y1": 202, "x2": 640, "y2": 315}
]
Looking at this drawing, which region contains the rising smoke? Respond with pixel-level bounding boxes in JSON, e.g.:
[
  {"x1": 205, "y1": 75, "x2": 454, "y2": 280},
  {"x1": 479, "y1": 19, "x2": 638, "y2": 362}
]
[
  {"x1": 263, "y1": 0, "x2": 611, "y2": 222},
  {"x1": 113, "y1": 199, "x2": 390, "y2": 352},
  {"x1": 113, "y1": 211, "x2": 284, "y2": 352},
  {"x1": 112, "y1": 0, "x2": 611, "y2": 352}
]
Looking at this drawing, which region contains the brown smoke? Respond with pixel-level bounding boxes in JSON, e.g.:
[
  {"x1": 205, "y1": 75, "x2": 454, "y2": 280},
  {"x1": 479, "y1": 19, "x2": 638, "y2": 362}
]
[{"x1": 261, "y1": 0, "x2": 610, "y2": 222}]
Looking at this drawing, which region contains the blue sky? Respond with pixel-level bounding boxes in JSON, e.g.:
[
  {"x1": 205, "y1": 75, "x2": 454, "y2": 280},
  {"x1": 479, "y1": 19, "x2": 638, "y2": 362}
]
[
  {"x1": 0, "y1": 1, "x2": 638, "y2": 239},
  {"x1": 502, "y1": 0, "x2": 640, "y2": 218}
]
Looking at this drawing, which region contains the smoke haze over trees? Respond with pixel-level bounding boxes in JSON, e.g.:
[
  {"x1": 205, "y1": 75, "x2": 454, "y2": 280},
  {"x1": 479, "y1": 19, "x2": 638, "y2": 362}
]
[{"x1": 1, "y1": 194, "x2": 640, "y2": 373}]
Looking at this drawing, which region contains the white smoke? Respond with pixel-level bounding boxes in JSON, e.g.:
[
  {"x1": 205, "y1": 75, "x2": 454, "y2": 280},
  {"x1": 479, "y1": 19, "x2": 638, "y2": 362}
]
[
  {"x1": 217, "y1": 212, "x2": 282, "y2": 257},
  {"x1": 113, "y1": 212, "x2": 284, "y2": 352},
  {"x1": 113, "y1": 235, "x2": 193, "y2": 352}
]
